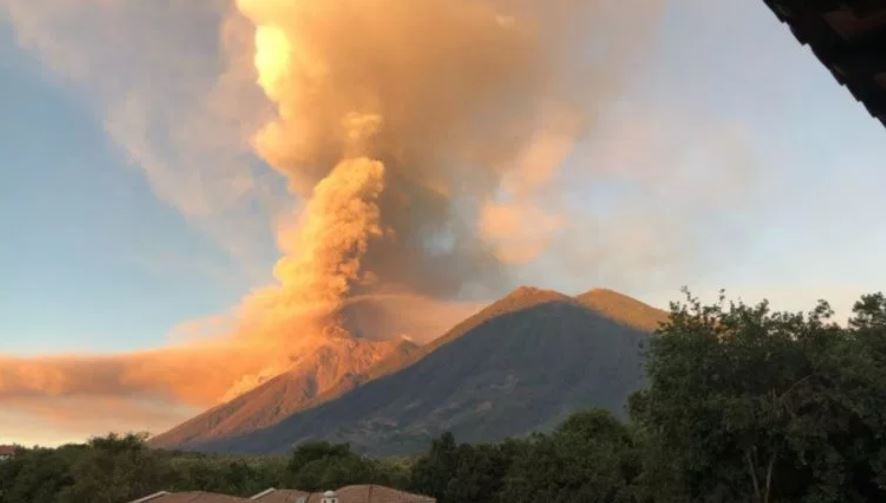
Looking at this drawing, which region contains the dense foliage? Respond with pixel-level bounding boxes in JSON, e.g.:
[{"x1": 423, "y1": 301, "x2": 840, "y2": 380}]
[
  {"x1": 630, "y1": 291, "x2": 886, "y2": 502},
  {"x1": 283, "y1": 441, "x2": 408, "y2": 491},
  {"x1": 0, "y1": 434, "x2": 287, "y2": 503},
  {"x1": 1, "y1": 293, "x2": 883, "y2": 502}
]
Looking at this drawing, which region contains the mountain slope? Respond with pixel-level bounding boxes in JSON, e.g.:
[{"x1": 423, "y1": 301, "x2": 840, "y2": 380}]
[
  {"x1": 192, "y1": 287, "x2": 665, "y2": 456},
  {"x1": 149, "y1": 337, "x2": 418, "y2": 449},
  {"x1": 576, "y1": 288, "x2": 668, "y2": 332}
]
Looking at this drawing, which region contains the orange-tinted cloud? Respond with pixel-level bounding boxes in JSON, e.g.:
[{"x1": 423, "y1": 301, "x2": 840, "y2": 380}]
[{"x1": 0, "y1": 395, "x2": 197, "y2": 447}]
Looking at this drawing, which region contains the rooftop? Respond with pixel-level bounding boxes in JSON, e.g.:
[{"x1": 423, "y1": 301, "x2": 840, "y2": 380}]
[
  {"x1": 250, "y1": 486, "x2": 435, "y2": 503},
  {"x1": 129, "y1": 486, "x2": 435, "y2": 503},
  {"x1": 130, "y1": 491, "x2": 250, "y2": 503},
  {"x1": 248, "y1": 488, "x2": 310, "y2": 503},
  {"x1": 763, "y1": 1, "x2": 886, "y2": 127}
]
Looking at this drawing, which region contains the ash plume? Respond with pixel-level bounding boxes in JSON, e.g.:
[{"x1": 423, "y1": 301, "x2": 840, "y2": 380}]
[{"x1": 235, "y1": 0, "x2": 666, "y2": 308}]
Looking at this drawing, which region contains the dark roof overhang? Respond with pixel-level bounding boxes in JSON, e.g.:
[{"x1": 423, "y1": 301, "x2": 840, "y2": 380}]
[{"x1": 764, "y1": 0, "x2": 886, "y2": 127}]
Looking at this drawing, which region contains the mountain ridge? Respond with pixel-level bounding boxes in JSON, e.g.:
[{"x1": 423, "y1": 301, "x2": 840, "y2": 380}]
[
  {"x1": 167, "y1": 287, "x2": 667, "y2": 455},
  {"x1": 576, "y1": 288, "x2": 669, "y2": 332}
]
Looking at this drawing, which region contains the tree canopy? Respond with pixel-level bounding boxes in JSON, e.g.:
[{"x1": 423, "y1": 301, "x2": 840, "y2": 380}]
[{"x1": 630, "y1": 291, "x2": 886, "y2": 502}]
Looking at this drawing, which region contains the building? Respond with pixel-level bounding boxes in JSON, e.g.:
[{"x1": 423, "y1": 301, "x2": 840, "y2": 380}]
[
  {"x1": 130, "y1": 491, "x2": 249, "y2": 503},
  {"x1": 247, "y1": 488, "x2": 311, "y2": 503},
  {"x1": 129, "y1": 485, "x2": 435, "y2": 503},
  {"x1": 763, "y1": 1, "x2": 886, "y2": 127},
  {"x1": 0, "y1": 445, "x2": 16, "y2": 462},
  {"x1": 250, "y1": 486, "x2": 435, "y2": 503}
]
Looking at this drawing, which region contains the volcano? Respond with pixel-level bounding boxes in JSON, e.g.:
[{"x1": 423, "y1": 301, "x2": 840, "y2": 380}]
[{"x1": 153, "y1": 287, "x2": 666, "y2": 455}]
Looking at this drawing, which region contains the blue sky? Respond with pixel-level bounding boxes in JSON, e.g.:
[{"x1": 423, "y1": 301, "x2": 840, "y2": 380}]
[
  {"x1": 2, "y1": 0, "x2": 886, "y2": 358},
  {"x1": 646, "y1": 1, "x2": 886, "y2": 309},
  {"x1": 0, "y1": 23, "x2": 250, "y2": 353}
]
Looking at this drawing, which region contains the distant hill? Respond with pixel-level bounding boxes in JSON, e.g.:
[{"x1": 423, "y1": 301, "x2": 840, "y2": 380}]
[{"x1": 186, "y1": 287, "x2": 666, "y2": 456}]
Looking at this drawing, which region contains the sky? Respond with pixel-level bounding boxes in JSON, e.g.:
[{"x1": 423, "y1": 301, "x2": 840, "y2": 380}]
[{"x1": 1, "y1": 0, "x2": 885, "y2": 444}]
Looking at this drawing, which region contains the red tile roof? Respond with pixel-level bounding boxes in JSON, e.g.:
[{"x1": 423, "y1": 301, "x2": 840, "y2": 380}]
[
  {"x1": 250, "y1": 486, "x2": 435, "y2": 503},
  {"x1": 335, "y1": 485, "x2": 435, "y2": 503},
  {"x1": 133, "y1": 485, "x2": 435, "y2": 503},
  {"x1": 130, "y1": 491, "x2": 248, "y2": 503},
  {"x1": 249, "y1": 489, "x2": 310, "y2": 502},
  {"x1": 157, "y1": 493, "x2": 248, "y2": 503}
]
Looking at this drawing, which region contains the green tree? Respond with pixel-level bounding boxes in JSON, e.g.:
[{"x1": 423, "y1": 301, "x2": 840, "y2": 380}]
[
  {"x1": 410, "y1": 433, "x2": 514, "y2": 503},
  {"x1": 410, "y1": 433, "x2": 458, "y2": 500},
  {"x1": 631, "y1": 291, "x2": 886, "y2": 502},
  {"x1": 169, "y1": 455, "x2": 283, "y2": 496},
  {"x1": 500, "y1": 410, "x2": 640, "y2": 503},
  {"x1": 285, "y1": 441, "x2": 401, "y2": 491},
  {"x1": 845, "y1": 293, "x2": 886, "y2": 495},
  {"x1": 57, "y1": 433, "x2": 173, "y2": 503},
  {"x1": 444, "y1": 443, "x2": 511, "y2": 502},
  {"x1": 0, "y1": 446, "x2": 80, "y2": 503}
]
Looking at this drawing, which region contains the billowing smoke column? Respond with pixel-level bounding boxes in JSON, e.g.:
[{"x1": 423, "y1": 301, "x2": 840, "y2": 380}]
[{"x1": 234, "y1": 0, "x2": 596, "y2": 323}]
